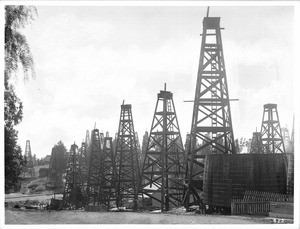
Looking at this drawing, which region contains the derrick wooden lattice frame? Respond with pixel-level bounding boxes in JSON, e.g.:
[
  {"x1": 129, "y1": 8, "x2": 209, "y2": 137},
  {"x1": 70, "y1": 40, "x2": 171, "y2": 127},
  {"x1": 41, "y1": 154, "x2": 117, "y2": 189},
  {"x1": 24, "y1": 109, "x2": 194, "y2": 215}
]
[
  {"x1": 135, "y1": 132, "x2": 143, "y2": 168},
  {"x1": 63, "y1": 143, "x2": 84, "y2": 209},
  {"x1": 260, "y1": 104, "x2": 286, "y2": 154},
  {"x1": 98, "y1": 136, "x2": 116, "y2": 211},
  {"x1": 79, "y1": 141, "x2": 88, "y2": 195},
  {"x1": 140, "y1": 88, "x2": 186, "y2": 211},
  {"x1": 84, "y1": 130, "x2": 91, "y2": 168},
  {"x1": 85, "y1": 129, "x2": 103, "y2": 206},
  {"x1": 24, "y1": 140, "x2": 35, "y2": 178},
  {"x1": 115, "y1": 104, "x2": 140, "y2": 210},
  {"x1": 183, "y1": 15, "x2": 235, "y2": 208}
]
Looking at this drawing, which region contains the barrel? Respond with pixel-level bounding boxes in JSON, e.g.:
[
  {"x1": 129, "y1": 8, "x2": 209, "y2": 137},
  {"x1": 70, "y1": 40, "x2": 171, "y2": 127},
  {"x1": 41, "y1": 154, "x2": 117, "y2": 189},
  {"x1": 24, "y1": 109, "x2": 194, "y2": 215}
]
[{"x1": 203, "y1": 154, "x2": 287, "y2": 207}]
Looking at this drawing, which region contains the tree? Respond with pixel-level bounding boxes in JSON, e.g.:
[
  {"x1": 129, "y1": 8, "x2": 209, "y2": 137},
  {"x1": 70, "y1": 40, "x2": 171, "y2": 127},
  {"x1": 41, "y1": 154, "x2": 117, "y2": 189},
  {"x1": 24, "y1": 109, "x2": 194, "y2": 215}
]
[
  {"x1": 4, "y1": 6, "x2": 37, "y2": 192},
  {"x1": 48, "y1": 141, "x2": 68, "y2": 191},
  {"x1": 51, "y1": 141, "x2": 69, "y2": 174},
  {"x1": 5, "y1": 6, "x2": 36, "y2": 81}
]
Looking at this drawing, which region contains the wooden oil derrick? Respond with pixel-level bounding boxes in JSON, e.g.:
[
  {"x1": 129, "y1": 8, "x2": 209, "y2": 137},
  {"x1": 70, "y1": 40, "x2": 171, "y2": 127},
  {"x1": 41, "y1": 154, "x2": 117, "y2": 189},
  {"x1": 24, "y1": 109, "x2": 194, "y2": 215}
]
[
  {"x1": 183, "y1": 9, "x2": 236, "y2": 208},
  {"x1": 79, "y1": 141, "x2": 88, "y2": 195},
  {"x1": 115, "y1": 103, "x2": 140, "y2": 211},
  {"x1": 85, "y1": 130, "x2": 90, "y2": 145},
  {"x1": 249, "y1": 132, "x2": 263, "y2": 154},
  {"x1": 135, "y1": 132, "x2": 142, "y2": 169},
  {"x1": 97, "y1": 133, "x2": 116, "y2": 211},
  {"x1": 85, "y1": 128, "x2": 102, "y2": 207},
  {"x1": 281, "y1": 127, "x2": 290, "y2": 143},
  {"x1": 141, "y1": 131, "x2": 149, "y2": 171},
  {"x1": 112, "y1": 133, "x2": 118, "y2": 153},
  {"x1": 23, "y1": 140, "x2": 35, "y2": 178},
  {"x1": 184, "y1": 133, "x2": 191, "y2": 153},
  {"x1": 260, "y1": 104, "x2": 286, "y2": 154},
  {"x1": 63, "y1": 143, "x2": 84, "y2": 209},
  {"x1": 140, "y1": 86, "x2": 186, "y2": 211},
  {"x1": 84, "y1": 130, "x2": 90, "y2": 168},
  {"x1": 100, "y1": 132, "x2": 105, "y2": 148}
]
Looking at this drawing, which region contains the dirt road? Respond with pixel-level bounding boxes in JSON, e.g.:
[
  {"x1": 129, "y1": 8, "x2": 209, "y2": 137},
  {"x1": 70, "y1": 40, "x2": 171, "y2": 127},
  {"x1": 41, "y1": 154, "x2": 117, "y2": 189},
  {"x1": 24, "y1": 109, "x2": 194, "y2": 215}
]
[{"x1": 5, "y1": 209, "x2": 269, "y2": 224}]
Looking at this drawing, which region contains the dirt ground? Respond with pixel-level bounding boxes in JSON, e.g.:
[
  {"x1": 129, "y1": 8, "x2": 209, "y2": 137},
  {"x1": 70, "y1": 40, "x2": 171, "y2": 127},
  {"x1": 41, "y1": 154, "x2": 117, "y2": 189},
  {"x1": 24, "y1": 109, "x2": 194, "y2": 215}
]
[
  {"x1": 5, "y1": 192, "x2": 292, "y2": 225},
  {"x1": 5, "y1": 209, "x2": 271, "y2": 224}
]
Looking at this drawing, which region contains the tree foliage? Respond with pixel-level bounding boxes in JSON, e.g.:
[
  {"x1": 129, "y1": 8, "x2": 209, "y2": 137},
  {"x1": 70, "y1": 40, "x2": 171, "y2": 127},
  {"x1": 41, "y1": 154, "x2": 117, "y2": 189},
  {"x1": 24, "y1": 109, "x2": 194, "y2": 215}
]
[
  {"x1": 50, "y1": 141, "x2": 69, "y2": 174},
  {"x1": 4, "y1": 5, "x2": 37, "y2": 192},
  {"x1": 5, "y1": 125, "x2": 25, "y2": 192},
  {"x1": 5, "y1": 5, "x2": 37, "y2": 81}
]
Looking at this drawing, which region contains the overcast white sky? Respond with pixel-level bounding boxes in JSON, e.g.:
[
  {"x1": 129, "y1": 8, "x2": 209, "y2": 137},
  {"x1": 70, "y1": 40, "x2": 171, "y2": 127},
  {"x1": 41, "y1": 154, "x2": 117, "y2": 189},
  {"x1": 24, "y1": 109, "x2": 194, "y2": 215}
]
[{"x1": 11, "y1": 4, "x2": 296, "y2": 158}]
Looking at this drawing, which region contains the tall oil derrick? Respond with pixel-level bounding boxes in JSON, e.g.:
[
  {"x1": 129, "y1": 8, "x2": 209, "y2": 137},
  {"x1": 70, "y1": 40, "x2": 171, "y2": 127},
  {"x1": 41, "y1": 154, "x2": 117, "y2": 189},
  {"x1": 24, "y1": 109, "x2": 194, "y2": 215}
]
[
  {"x1": 85, "y1": 128, "x2": 102, "y2": 206},
  {"x1": 281, "y1": 127, "x2": 290, "y2": 143},
  {"x1": 182, "y1": 10, "x2": 236, "y2": 208},
  {"x1": 112, "y1": 133, "x2": 118, "y2": 153},
  {"x1": 135, "y1": 132, "x2": 142, "y2": 169},
  {"x1": 249, "y1": 132, "x2": 263, "y2": 154},
  {"x1": 23, "y1": 140, "x2": 35, "y2": 178},
  {"x1": 140, "y1": 86, "x2": 186, "y2": 211},
  {"x1": 97, "y1": 133, "x2": 116, "y2": 211},
  {"x1": 63, "y1": 143, "x2": 84, "y2": 209},
  {"x1": 100, "y1": 132, "x2": 105, "y2": 148},
  {"x1": 79, "y1": 141, "x2": 88, "y2": 195},
  {"x1": 115, "y1": 103, "x2": 140, "y2": 211},
  {"x1": 260, "y1": 104, "x2": 286, "y2": 154},
  {"x1": 140, "y1": 131, "x2": 149, "y2": 172},
  {"x1": 184, "y1": 133, "x2": 191, "y2": 152},
  {"x1": 86, "y1": 130, "x2": 90, "y2": 145},
  {"x1": 85, "y1": 130, "x2": 91, "y2": 168}
]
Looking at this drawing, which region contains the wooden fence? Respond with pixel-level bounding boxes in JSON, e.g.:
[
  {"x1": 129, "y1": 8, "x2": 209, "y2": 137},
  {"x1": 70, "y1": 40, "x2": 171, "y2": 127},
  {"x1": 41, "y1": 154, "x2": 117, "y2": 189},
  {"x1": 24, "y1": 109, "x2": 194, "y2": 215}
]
[
  {"x1": 231, "y1": 190, "x2": 293, "y2": 215},
  {"x1": 231, "y1": 199, "x2": 270, "y2": 215}
]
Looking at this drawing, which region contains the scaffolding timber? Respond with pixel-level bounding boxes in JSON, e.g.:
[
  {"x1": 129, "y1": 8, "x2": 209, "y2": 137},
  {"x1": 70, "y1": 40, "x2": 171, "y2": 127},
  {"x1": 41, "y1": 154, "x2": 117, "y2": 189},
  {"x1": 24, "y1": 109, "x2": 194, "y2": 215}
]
[
  {"x1": 183, "y1": 10, "x2": 236, "y2": 208},
  {"x1": 140, "y1": 86, "x2": 186, "y2": 211},
  {"x1": 260, "y1": 104, "x2": 286, "y2": 154},
  {"x1": 63, "y1": 143, "x2": 84, "y2": 209},
  {"x1": 115, "y1": 103, "x2": 140, "y2": 211}
]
